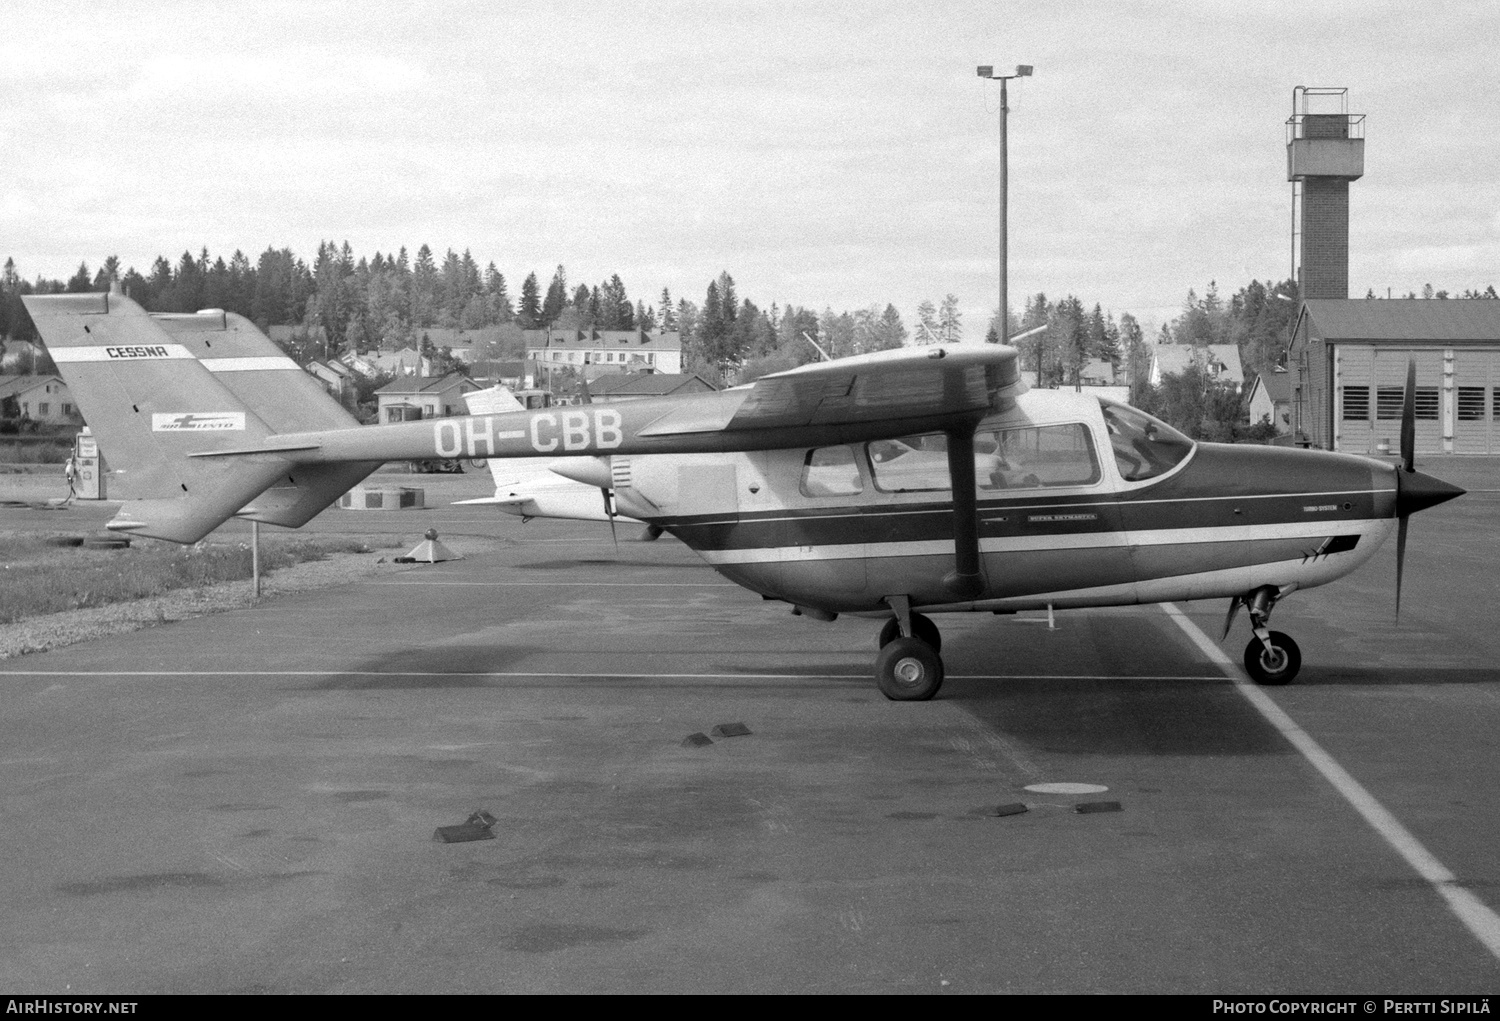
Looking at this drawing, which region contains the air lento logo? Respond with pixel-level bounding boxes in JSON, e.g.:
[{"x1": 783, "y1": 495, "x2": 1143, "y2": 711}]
[{"x1": 151, "y1": 412, "x2": 246, "y2": 432}]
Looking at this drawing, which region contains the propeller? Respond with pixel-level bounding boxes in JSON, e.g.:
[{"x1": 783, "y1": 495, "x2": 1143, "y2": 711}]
[
  {"x1": 1396, "y1": 358, "x2": 1414, "y2": 619},
  {"x1": 1391, "y1": 357, "x2": 1466, "y2": 619},
  {"x1": 578, "y1": 373, "x2": 618, "y2": 548}
]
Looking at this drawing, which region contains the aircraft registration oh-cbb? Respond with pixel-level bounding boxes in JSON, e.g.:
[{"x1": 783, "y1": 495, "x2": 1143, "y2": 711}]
[{"x1": 26, "y1": 290, "x2": 1465, "y2": 700}]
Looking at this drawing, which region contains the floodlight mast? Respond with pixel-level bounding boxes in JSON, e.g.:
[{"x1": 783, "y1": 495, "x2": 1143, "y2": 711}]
[{"x1": 978, "y1": 64, "x2": 1033, "y2": 346}]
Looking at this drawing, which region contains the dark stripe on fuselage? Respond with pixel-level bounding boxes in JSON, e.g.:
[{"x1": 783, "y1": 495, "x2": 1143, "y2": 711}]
[{"x1": 653, "y1": 442, "x2": 1393, "y2": 553}]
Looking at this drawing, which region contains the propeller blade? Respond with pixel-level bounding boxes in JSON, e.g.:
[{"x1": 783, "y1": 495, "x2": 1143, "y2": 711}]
[
  {"x1": 1395, "y1": 511, "x2": 1408, "y2": 623},
  {"x1": 601, "y1": 487, "x2": 618, "y2": 548},
  {"x1": 1400, "y1": 357, "x2": 1416, "y2": 473}
]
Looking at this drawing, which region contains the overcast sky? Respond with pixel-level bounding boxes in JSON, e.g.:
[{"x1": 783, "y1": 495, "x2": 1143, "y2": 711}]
[{"x1": 4, "y1": 0, "x2": 1497, "y2": 336}]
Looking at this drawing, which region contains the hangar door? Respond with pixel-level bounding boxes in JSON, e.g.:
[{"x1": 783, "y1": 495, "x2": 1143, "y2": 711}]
[
  {"x1": 1336, "y1": 347, "x2": 1443, "y2": 455},
  {"x1": 1453, "y1": 350, "x2": 1499, "y2": 454}
]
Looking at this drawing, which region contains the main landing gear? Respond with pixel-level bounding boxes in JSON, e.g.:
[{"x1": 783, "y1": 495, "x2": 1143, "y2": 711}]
[
  {"x1": 1226, "y1": 587, "x2": 1302, "y2": 686},
  {"x1": 875, "y1": 597, "x2": 944, "y2": 701}
]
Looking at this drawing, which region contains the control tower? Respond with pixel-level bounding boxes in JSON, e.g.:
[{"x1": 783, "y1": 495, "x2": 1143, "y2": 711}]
[{"x1": 1287, "y1": 86, "x2": 1365, "y2": 299}]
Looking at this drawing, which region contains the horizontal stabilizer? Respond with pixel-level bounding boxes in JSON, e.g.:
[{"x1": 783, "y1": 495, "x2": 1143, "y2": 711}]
[{"x1": 153, "y1": 309, "x2": 380, "y2": 526}]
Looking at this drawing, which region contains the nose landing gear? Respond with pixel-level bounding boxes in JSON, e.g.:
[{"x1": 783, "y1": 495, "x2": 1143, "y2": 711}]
[{"x1": 1227, "y1": 586, "x2": 1302, "y2": 686}]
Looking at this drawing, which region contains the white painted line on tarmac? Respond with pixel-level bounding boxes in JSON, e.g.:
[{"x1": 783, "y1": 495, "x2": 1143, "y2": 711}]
[
  {"x1": 0, "y1": 670, "x2": 1231, "y2": 682},
  {"x1": 0, "y1": 669, "x2": 872, "y2": 680},
  {"x1": 1162, "y1": 601, "x2": 1500, "y2": 963},
  {"x1": 373, "y1": 580, "x2": 739, "y2": 587}
]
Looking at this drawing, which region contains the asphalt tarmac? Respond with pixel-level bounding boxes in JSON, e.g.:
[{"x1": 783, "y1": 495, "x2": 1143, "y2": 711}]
[{"x1": 2, "y1": 465, "x2": 1499, "y2": 993}]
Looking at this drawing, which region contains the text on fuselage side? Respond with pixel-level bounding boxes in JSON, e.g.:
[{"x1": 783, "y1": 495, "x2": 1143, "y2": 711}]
[{"x1": 434, "y1": 409, "x2": 625, "y2": 457}]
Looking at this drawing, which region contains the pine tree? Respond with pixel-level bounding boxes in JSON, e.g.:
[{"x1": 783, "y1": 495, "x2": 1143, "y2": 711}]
[
  {"x1": 411, "y1": 244, "x2": 438, "y2": 328},
  {"x1": 659, "y1": 288, "x2": 676, "y2": 330},
  {"x1": 519, "y1": 272, "x2": 541, "y2": 329},
  {"x1": 485, "y1": 263, "x2": 513, "y2": 323},
  {"x1": 542, "y1": 265, "x2": 568, "y2": 326},
  {"x1": 938, "y1": 295, "x2": 962, "y2": 343},
  {"x1": 915, "y1": 300, "x2": 938, "y2": 344}
]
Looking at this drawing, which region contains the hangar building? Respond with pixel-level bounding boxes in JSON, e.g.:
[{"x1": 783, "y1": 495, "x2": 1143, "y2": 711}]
[{"x1": 1289, "y1": 300, "x2": 1500, "y2": 454}]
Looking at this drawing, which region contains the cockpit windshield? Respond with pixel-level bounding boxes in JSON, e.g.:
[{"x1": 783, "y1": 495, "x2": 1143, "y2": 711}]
[{"x1": 1098, "y1": 400, "x2": 1194, "y2": 482}]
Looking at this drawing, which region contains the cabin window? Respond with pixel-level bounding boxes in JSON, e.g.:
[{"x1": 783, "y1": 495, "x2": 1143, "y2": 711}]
[
  {"x1": 977, "y1": 423, "x2": 1100, "y2": 490},
  {"x1": 865, "y1": 424, "x2": 1101, "y2": 493},
  {"x1": 1457, "y1": 387, "x2": 1486, "y2": 422},
  {"x1": 800, "y1": 445, "x2": 863, "y2": 497},
  {"x1": 1341, "y1": 385, "x2": 1370, "y2": 420},
  {"x1": 1098, "y1": 400, "x2": 1194, "y2": 482},
  {"x1": 866, "y1": 434, "x2": 952, "y2": 492}
]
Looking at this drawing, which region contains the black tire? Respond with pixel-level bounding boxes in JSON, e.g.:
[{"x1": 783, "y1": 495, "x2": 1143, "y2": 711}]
[
  {"x1": 877, "y1": 612, "x2": 941, "y2": 653},
  {"x1": 1243, "y1": 631, "x2": 1301, "y2": 686},
  {"x1": 875, "y1": 637, "x2": 944, "y2": 701}
]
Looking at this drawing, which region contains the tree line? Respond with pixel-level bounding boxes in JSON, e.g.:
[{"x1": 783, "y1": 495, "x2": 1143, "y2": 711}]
[
  {"x1": 4, "y1": 245, "x2": 1492, "y2": 428},
  {"x1": 0, "y1": 247, "x2": 923, "y2": 388}
]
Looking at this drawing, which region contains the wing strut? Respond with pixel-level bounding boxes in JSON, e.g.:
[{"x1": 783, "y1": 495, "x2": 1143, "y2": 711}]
[{"x1": 943, "y1": 426, "x2": 984, "y2": 599}]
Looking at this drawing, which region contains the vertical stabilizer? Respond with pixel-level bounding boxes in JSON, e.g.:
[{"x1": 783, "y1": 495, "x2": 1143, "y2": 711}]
[
  {"x1": 23, "y1": 292, "x2": 289, "y2": 542},
  {"x1": 152, "y1": 310, "x2": 381, "y2": 526}
]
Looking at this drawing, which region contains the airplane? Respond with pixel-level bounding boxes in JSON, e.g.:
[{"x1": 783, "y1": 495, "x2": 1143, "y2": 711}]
[{"x1": 25, "y1": 289, "x2": 1464, "y2": 701}]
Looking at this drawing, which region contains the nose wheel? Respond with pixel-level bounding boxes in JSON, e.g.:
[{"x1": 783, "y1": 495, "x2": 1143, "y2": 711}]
[
  {"x1": 875, "y1": 598, "x2": 944, "y2": 700},
  {"x1": 1243, "y1": 630, "x2": 1300, "y2": 686},
  {"x1": 1227, "y1": 587, "x2": 1303, "y2": 686}
]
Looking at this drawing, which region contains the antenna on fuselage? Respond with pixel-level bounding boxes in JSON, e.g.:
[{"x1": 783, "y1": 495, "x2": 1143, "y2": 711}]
[{"x1": 801, "y1": 331, "x2": 831, "y2": 362}]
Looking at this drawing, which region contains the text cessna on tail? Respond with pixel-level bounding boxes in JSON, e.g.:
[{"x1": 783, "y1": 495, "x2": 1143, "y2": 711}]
[{"x1": 26, "y1": 291, "x2": 1463, "y2": 700}]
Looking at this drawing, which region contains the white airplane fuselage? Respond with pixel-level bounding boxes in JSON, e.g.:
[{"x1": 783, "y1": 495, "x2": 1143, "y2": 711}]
[{"x1": 606, "y1": 389, "x2": 1397, "y2": 616}]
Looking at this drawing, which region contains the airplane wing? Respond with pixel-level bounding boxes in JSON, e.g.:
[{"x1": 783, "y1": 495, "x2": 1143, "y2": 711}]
[{"x1": 273, "y1": 344, "x2": 1026, "y2": 464}]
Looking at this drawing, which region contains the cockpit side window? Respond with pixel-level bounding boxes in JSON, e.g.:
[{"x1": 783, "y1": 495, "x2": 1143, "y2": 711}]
[
  {"x1": 1098, "y1": 400, "x2": 1195, "y2": 481},
  {"x1": 800, "y1": 445, "x2": 864, "y2": 497}
]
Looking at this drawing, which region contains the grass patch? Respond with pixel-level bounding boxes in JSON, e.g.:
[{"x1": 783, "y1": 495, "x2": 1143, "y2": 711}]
[
  {"x1": 0, "y1": 440, "x2": 71, "y2": 463},
  {"x1": 0, "y1": 534, "x2": 385, "y2": 624}
]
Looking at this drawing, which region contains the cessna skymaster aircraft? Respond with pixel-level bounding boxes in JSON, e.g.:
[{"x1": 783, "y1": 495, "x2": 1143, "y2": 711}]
[{"x1": 26, "y1": 290, "x2": 1463, "y2": 700}]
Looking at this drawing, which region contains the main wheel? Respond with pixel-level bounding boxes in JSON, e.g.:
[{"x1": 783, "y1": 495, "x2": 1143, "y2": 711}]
[
  {"x1": 1243, "y1": 631, "x2": 1301, "y2": 686},
  {"x1": 875, "y1": 637, "x2": 944, "y2": 701},
  {"x1": 877, "y1": 612, "x2": 942, "y2": 653}
]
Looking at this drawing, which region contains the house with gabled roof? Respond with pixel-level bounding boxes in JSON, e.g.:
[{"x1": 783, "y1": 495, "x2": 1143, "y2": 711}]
[
  {"x1": 1147, "y1": 344, "x2": 1245, "y2": 389},
  {"x1": 1246, "y1": 369, "x2": 1292, "y2": 435},
  {"x1": 0, "y1": 374, "x2": 80, "y2": 425},
  {"x1": 374, "y1": 372, "x2": 481, "y2": 423}
]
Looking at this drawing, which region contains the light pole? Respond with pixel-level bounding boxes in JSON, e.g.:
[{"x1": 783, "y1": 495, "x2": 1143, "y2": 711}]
[{"x1": 977, "y1": 64, "x2": 1032, "y2": 346}]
